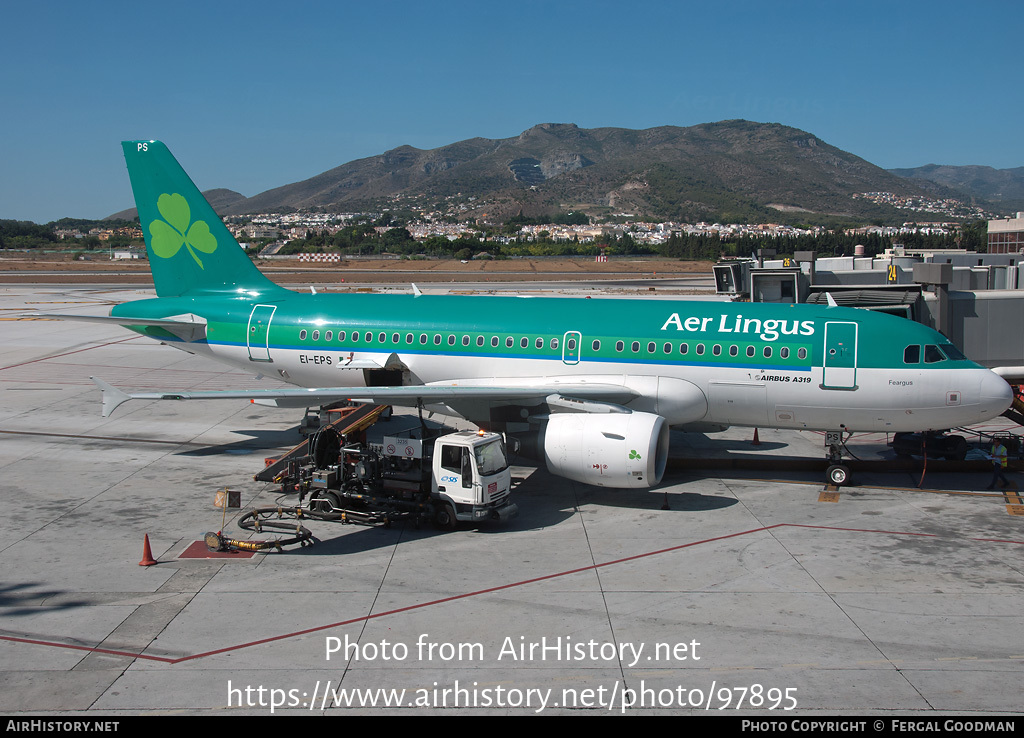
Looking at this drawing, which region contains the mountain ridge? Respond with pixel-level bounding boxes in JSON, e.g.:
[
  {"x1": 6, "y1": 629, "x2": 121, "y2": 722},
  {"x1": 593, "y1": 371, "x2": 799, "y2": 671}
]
[
  {"x1": 887, "y1": 164, "x2": 1024, "y2": 212},
  {"x1": 108, "y1": 188, "x2": 246, "y2": 221},
  {"x1": 107, "y1": 122, "x2": 1015, "y2": 223},
  {"x1": 219, "y1": 120, "x2": 929, "y2": 223}
]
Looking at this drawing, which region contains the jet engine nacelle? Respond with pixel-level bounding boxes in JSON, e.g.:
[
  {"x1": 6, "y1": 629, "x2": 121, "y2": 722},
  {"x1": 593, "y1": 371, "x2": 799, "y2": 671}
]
[{"x1": 541, "y1": 411, "x2": 669, "y2": 488}]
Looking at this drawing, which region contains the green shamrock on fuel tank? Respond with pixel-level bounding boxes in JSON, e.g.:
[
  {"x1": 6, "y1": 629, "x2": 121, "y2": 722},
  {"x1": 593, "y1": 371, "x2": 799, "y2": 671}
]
[{"x1": 149, "y1": 193, "x2": 217, "y2": 269}]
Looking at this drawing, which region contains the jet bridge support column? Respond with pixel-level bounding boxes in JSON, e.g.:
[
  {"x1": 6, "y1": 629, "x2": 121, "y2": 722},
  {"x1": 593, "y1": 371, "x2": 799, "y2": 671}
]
[
  {"x1": 914, "y1": 262, "x2": 953, "y2": 337},
  {"x1": 794, "y1": 250, "x2": 816, "y2": 288}
]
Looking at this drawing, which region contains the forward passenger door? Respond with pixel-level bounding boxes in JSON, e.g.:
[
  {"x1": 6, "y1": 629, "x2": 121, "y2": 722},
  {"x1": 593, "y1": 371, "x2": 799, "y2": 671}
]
[{"x1": 821, "y1": 321, "x2": 858, "y2": 389}]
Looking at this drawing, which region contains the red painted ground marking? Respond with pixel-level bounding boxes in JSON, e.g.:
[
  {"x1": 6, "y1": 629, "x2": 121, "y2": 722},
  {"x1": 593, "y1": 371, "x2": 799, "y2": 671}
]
[
  {"x1": 0, "y1": 635, "x2": 177, "y2": 663},
  {"x1": 1, "y1": 522, "x2": 1021, "y2": 665}
]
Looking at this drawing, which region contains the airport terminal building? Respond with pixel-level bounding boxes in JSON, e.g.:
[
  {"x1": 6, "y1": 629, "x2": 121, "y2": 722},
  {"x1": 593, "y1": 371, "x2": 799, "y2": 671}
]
[{"x1": 988, "y1": 213, "x2": 1024, "y2": 254}]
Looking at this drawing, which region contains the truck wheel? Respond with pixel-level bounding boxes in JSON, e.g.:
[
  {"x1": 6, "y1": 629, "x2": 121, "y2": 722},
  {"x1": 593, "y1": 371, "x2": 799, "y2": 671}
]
[
  {"x1": 434, "y1": 502, "x2": 457, "y2": 531},
  {"x1": 827, "y1": 464, "x2": 851, "y2": 487},
  {"x1": 310, "y1": 492, "x2": 340, "y2": 515}
]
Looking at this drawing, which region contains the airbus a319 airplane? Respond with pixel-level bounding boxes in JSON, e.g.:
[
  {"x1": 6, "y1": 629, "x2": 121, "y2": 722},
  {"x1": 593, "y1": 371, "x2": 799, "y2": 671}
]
[{"x1": 54, "y1": 141, "x2": 1013, "y2": 489}]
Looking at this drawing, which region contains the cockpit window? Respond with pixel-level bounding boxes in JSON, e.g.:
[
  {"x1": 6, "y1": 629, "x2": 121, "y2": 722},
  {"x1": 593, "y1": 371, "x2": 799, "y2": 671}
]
[
  {"x1": 904, "y1": 345, "x2": 920, "y2": 364},
  {"x1": 941, "y1": 344, "x2": 966, "y2": 361},
  {"x1": 924, "y1": 344, "x2": 947, "y2": 363}
]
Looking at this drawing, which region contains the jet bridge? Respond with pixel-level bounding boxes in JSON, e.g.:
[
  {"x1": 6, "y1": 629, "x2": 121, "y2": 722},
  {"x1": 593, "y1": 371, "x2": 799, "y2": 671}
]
[{"x1": 715, "y1": 251, "x2": 1024, "y2": 368}]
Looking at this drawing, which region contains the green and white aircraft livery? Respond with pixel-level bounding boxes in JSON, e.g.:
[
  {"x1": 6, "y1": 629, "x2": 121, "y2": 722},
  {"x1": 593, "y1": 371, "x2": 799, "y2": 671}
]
[{"x1": 70, "y1": 141, "x2": 1014, "y2": 489}]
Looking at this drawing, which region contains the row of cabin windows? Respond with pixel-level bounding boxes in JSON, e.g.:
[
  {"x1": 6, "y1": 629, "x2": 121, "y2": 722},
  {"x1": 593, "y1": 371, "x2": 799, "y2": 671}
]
[
  {"x1": 296, "y1": 328, "x2": 807, "y2": 361},
  {"x1": 297, "y1": 328, "x2": 567, "y2": 350},
  {"x1": 903, "y1": 343, "x2": 966, "y2": 364},
  {"x1": 610, "y1": 340, "x2": 806, "y2": 361}
]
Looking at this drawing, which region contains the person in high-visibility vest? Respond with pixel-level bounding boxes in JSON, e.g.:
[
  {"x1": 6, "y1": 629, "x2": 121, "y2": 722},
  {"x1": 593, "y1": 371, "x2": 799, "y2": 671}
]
[{"x1": 986, "y1": 440, "x2": 1010, "y2": 489}]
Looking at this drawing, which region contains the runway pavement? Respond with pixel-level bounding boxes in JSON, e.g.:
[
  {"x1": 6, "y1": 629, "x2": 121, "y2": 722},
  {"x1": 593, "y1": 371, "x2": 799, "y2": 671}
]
[{"x1": 1, "y1": 286, "x2": 1022, "y2": 715}]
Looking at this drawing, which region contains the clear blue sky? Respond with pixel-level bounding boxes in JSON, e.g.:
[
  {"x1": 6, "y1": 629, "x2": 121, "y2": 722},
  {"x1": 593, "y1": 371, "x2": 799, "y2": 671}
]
[{"x1": 2, "y1": 0, "x2": 1021, "y2": 223}]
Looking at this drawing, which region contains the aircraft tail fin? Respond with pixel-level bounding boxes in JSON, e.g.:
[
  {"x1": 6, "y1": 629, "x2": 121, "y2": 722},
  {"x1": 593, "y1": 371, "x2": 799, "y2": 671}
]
[{"x1": 121, "y1": 141, "x2": 287, "y2": 298}]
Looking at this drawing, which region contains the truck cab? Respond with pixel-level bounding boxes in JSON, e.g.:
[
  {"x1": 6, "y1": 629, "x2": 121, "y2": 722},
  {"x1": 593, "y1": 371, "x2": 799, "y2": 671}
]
[{"x1": 431, "y1": 430, "x2": 516, "y2": 527}]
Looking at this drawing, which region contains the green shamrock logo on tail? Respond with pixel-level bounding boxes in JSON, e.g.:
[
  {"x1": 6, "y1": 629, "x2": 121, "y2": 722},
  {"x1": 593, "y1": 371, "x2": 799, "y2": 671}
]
[{"x1": 149, "y1": 193, "x2": 217, "y2": 269}]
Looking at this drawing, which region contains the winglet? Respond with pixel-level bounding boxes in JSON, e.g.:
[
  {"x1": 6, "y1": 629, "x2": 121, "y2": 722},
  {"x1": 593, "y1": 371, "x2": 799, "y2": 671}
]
[
  {"x1": 825, "y1": 292, "x2": 838, "y2": 308},
  {"x1": 90, "y1": 377, "x2": 132, "y2": 417},
  {"x1": 412, "y1": 283, "x2": 422, "y2": 297}
]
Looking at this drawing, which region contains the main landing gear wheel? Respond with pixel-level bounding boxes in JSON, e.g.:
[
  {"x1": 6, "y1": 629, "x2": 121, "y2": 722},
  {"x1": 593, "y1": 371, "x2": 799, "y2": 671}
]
[
  {"x1": 827, "y1": 464, "x2": 851, "y2": 487},
  {"x1": 944, "y1": 435, "x2": 968, "y2": 461}
]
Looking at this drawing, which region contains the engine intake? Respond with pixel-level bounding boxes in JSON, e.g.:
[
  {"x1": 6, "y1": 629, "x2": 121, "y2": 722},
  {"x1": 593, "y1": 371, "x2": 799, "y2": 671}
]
[{"x1": 541, "y1": 411, "x2": 669, "y2": 488}]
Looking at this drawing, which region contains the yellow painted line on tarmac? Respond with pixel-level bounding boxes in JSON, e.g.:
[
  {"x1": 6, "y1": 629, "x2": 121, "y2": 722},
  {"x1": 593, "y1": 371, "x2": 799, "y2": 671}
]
[
  {"x1": 751, "y1": 476, "x2": 1022, "y2": 509},
  {"x1": 1002, "y1": 487, "x2": 1022, "y2": 515},
  {"x1": 710, "y1": 666, "x2": 757, "y2": 672},
  {"x1": 736, "y1": 475, "x2": 1024, "y2": 517},
  {"x1": 861, "y1": 485, "x2": 1006, "y2": 498},
  {"x1": 731, "y1": 477, "x2": 1008, "y2": 499}
]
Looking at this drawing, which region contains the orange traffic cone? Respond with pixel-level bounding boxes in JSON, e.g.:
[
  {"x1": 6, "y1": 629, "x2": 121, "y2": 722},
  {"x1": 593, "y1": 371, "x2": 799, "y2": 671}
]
[
  {"x1": 751, "y1": 428, "x2": 761, "y2": 446},
  {"x1": 139, "y1": 534, "x2": 157, "y2": 566}
]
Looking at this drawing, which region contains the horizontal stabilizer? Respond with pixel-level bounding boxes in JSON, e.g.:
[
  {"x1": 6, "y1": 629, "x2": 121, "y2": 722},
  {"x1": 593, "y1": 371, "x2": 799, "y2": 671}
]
[
  {"x1": 25, "y1": 313, "x2": 187, "y2": 326},
  {"x1": 29, "y1": 313, "x2": 207, "y2": 342}
]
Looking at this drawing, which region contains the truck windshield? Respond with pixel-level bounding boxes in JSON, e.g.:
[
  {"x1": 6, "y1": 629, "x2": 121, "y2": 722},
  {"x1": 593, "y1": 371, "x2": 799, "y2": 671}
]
[{"x1": 475, "y1": 439, "x2": 508, "y2": 476}]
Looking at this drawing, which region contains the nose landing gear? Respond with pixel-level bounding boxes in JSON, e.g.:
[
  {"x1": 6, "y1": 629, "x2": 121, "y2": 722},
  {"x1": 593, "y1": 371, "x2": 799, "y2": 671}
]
[
  {"x1": 826, "y1": 462, "x2": 850, "y2": 487},
  {"x1": 825, "y1": 430, "x2": 851, "y2": 487}
]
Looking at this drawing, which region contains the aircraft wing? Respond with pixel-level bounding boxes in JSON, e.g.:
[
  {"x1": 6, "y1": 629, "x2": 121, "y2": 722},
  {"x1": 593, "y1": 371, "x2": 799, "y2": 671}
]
[{"x1": 90, "y1": 377, "x2": 641, "y2": 418}]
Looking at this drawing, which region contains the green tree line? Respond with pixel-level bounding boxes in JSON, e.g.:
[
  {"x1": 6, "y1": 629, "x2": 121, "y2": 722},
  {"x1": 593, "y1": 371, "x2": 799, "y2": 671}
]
[
  {"x1": 0, "y1": 218, "x2": 142, "y2": 250},
  {"x1": 3, "y1": 216, "x2": 990, "y2": 261},
  {"x1": 281, "y1": 220, "x2": 989, "y2": 262}
]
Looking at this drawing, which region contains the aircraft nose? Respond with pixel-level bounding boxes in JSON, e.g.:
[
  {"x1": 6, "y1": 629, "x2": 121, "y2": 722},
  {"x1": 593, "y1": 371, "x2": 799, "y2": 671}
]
[{"x1": 980, "y1": 370, "x2": 1013, "y2": 412}]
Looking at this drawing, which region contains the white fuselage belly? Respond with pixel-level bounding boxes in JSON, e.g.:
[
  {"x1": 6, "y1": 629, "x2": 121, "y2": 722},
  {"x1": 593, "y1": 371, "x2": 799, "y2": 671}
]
[{"x1": 188, "y1": 342, "x2": 1001, "y2": 433}]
